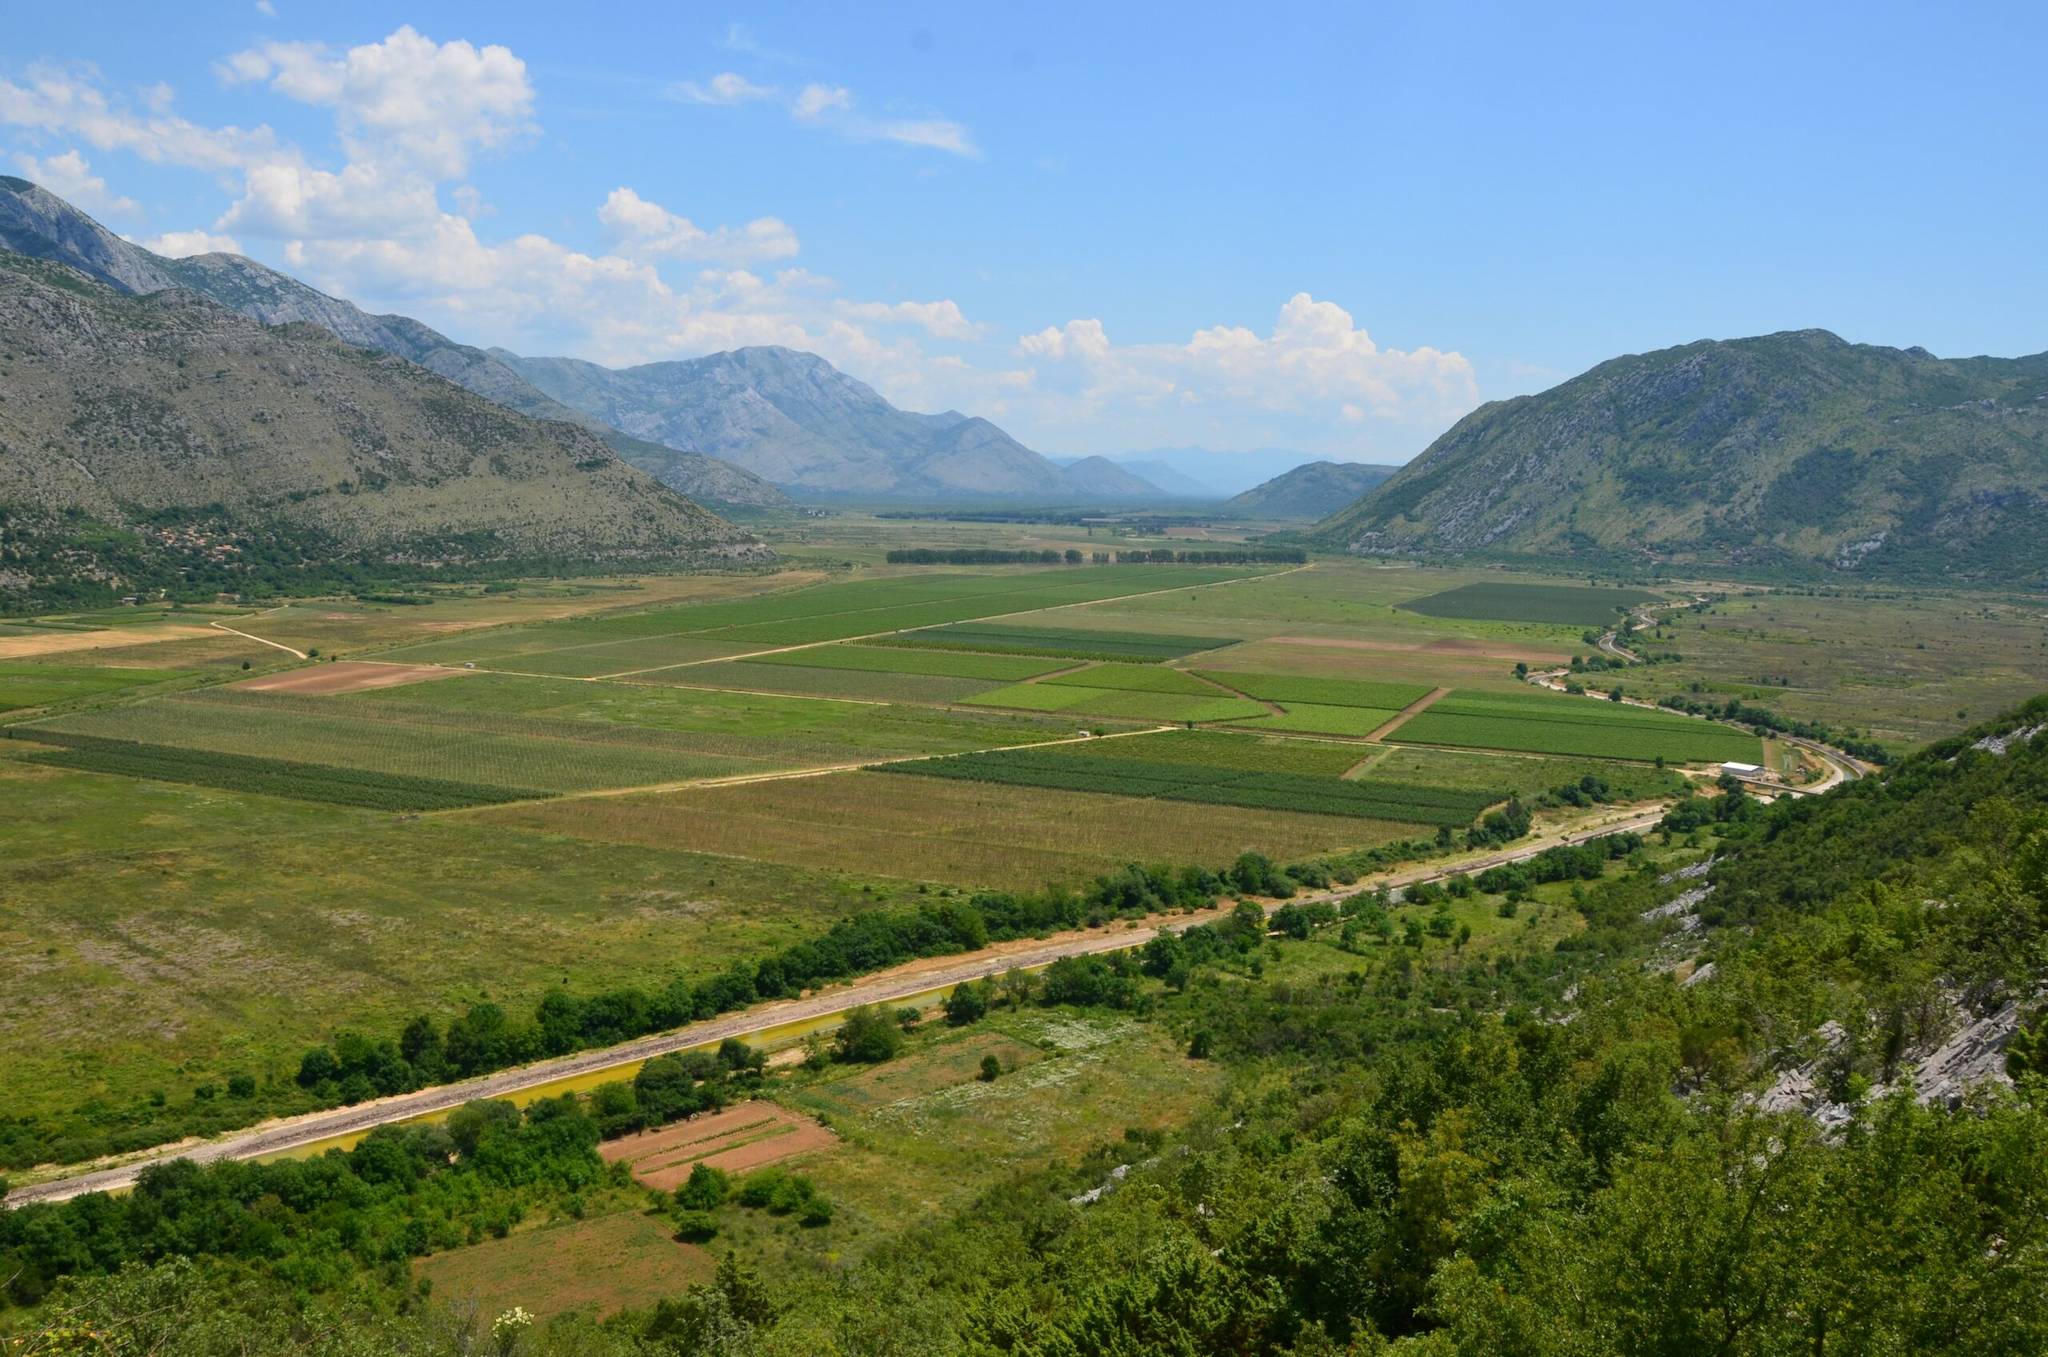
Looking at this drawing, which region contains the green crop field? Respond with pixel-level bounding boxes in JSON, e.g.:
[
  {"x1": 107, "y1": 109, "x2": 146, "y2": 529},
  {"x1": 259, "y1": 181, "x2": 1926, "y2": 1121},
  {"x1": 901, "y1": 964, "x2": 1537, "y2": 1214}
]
[
  {"x1": 963, "y1": 682, "x2": 1268, "y2": 723},
  {"x1": 1197, "y1": 670, "x2": 1433, "y2": 709},
  {"x1": 746, "y1": 644, "x2": 1062, "y2": 681},
  {"x1": 367, "y1": 672, "x2": 1075, "y2": 760},
  {"x1": 884, "y1": 746, "x2": 1502, "y2": 825},
  {"x1": 1230, "y1": 702, "x2": 1401, "y2": 736},
  {"x1": 8, "y1": 729, "x2": 535, "y2": 809},
  {"x1": 1040, "y1": 662, "x2": 1223, "y2": 694},
  {"x1": 0, "y1": 662, "x2": 193, "y2": 712},
  {"x1": 1395, "y1": 690, "x2": 1764, "y2": 763},
  {"x1": 376, "y1": 566, "x2": 1266, "y2": 675},
  {"x1": 1056, "y1": 729, "x2": 1366, "y2": 777},
  {"x1": 651, "y1": 661, "x2": 1002, "y2": 706},
  {"x1": 871, "y1": 622, "x2": 1239, "y2": 662},
  {"x1": 1396, "y1": 582, "x2": 1665, "y2": 627}
]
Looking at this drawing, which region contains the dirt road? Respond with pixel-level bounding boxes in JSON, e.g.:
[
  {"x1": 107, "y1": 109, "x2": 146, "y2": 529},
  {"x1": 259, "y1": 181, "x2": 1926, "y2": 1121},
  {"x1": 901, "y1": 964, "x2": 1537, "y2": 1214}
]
[{"x1": 3, "y1": 799, "x2": 1662, "y2": 1209}]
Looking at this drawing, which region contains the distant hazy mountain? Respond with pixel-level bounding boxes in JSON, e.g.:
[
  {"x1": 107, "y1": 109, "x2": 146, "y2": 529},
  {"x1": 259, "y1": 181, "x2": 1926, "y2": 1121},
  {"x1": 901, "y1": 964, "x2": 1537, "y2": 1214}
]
[
  {"x1": 1108, "y1": 446, "x2": 1348, "y2": 496},
  {"x1": 1224, "y1": 461, "x2": 1399, "y2": 518},
  {"x1": 0, "y1": 177, "x2": 786, "y2": 511},
  {"x1": 1315, "y1": 329, "x2": 2048, "y2": 580},
  {"x1": 0, "y1": 252, "x2": 750, "y2": 602},
  {"x1": 1108, "y1": 458, "x2": 1224, "y2": 498},
  {"x1": 1053, "y1": 455, "x2": 1220, "y2": 498},
  {"x1": 498, "y1": 346, "x2": 1125, "y2": 501},
  {"x1": 1056, "y1": 456, "x2": 1168, "y2": 499}
]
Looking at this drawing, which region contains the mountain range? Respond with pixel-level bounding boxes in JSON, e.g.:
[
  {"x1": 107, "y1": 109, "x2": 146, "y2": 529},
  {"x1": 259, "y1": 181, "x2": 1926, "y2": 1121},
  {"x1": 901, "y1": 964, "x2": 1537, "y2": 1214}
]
[
  {"x1": 494, "y1": 346, "x2": 1158, "y2": 501},
  {"x1": 1223, "y1": 461, "x2": 1400, "y2": 519},
  {"x1": 1315, "y1": 330, "x2": 2048, "y2": 581},
  {"x1": 0, "y1": 178, "x2": 1177, "y2": 508},
  {"x1": 0, "y1": 251, "x2": 750, "y2": 607},
  {"x1": 0, "y1": 177, "x2": 785, "y2": 511}
]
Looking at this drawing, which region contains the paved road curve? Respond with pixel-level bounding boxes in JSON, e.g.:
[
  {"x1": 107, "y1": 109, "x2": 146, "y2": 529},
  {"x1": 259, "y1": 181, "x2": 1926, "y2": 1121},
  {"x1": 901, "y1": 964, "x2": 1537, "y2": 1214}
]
[{"x1": 4, "y1": 803, "x2": 1664, "y2": 1209}]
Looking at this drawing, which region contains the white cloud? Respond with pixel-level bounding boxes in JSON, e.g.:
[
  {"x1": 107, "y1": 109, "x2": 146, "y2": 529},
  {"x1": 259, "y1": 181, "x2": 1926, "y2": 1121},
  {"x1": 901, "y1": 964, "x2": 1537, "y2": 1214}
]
[
  {"x1": 138, "y1": 228, "x2": 242, "y2": 257},
  {"x1": 792, "y1": 84, "x2": 851, "y2": 121},
  {"x1": 671, "y1": 72, "x2": 776, "y2": 105},
  {"x1": 1014, "y1": 294, "x2": 1478, "y2": 429},
  {"x1": 0, "y1": 63, "x2": 285, "y2": 176},
  {"x1": 597, "y1": 186, "x2": 798, "y2": 264},
  {"x1": 219, "y1": 26, "x2": 533, "y2": 177},
  {"x1": 867, "y1": 118, "x2": 977, "y2": 156},
  {"x1": 838, "y1": 298, "x2": 982, "y2": 341},
  {"x1": 13, "y1": 149, "x2": 137, "y2": 214},
  {"x1": 255, "y1": 0, "x2": 276, "y2": 14},
  {"x1": 787, "y1": 82, "x2": 977, "y2": 156}
]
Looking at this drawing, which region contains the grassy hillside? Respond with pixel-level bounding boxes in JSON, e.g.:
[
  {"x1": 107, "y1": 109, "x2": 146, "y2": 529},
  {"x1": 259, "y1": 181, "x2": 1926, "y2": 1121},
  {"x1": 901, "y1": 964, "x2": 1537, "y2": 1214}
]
[
  {"x1": 1316, "y1": 329, "x2": 2048, "y2": 581},
  {"x1": 0, "y1": 253, "x2": 757, "y2": 609}
]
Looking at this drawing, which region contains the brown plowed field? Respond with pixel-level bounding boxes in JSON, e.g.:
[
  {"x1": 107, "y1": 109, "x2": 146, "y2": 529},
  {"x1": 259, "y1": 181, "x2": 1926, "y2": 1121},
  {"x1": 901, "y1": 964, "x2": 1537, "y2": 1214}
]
[
  {"x1": 600, "y1": 1102, "x2": 838, "y2": 1188},
  {"x1": 232, "y1": 661, "x2": 469, "y2": 695}
]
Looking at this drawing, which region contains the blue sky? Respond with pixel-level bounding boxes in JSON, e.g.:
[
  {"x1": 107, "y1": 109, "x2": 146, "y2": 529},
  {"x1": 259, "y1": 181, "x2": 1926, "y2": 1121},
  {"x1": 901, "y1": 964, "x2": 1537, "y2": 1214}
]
[{"x1": 5, "y1": 2, "x2": 2044, "y2": 463}]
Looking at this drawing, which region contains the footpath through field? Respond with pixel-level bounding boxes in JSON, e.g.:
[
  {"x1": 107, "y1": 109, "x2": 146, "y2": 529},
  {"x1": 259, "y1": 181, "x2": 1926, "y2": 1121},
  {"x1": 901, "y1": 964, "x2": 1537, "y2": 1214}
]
[{"x1": 3, "y1": 797, "x2": 1662, "y2": 1209}]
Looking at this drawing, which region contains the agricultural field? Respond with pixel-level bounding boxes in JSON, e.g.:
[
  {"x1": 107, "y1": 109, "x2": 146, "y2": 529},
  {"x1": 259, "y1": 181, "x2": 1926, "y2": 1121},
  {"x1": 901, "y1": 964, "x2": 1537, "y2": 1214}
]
[
  {"x1": 0, "y1": 551, "x2": 1892, "y2": 1190},
  {"x1": 0, "y1": 662, "x2": 194, "y2": 713},
  {"x1": 1395, "y1": 689, "x2": 1765, "y2": 763},
  {"x1": 375, "y1": 566, "x2": 1267, "y2": 677},
  {"x1": 747, "y1": 644, "x2": 1063, "y2": 681},
  {"x1": 1196, "y1": 670, "x2": 1435, "y2": 710},
  {"x1": 1396, "y1": 581, "x2": 1667, "y2": 627},
  {"x1": 885, "y1": 744, "x2": 1504, "y2": 825},
  {"x1": 474, "y1": 770, "x2": 1393, "y2": 890},
  {"x1": 1053, "y1": 729, "x2": 1367, "y2": 776},
  {"x1": 600, "y1": 1102, "x2": 838, "y2": 1189},
  {"x1": 19, "y1": 676, "x2": 1085, "y2": 805},
  {"x1": 962, "y1": 681, "x2": 1269, "y2": 723},
  {"x1": 870, "y1": 621, "x2": 1240, "y2": 662},
  {"x1": 1039, "y1": 662, "x2": 1224, "y2": 694},
  {"x1": 0, "y1": 747, "x2": 941, "y2": 1127},
  {"x1": 1230, "y1": 702, "x2": 1403, "y2": 736}
]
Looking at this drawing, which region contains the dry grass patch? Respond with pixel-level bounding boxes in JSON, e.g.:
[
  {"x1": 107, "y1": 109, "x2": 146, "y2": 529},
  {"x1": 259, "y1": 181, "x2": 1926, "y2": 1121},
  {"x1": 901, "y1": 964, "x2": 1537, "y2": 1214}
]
[
  {"x1": 808, "y1": 1032, "x2": 1044, "y2": 1116},
  {"x1": 413, "y1": 1209, "x2": 714, "y2": 1319}
]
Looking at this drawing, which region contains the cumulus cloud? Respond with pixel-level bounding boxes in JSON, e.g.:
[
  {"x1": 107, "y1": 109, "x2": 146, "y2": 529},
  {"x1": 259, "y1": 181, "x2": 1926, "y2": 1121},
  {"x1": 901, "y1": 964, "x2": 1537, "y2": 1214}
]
[
  {"x1": 838, "y1": 298, "x2": 982, "y2": 341},
  {"x1": 137, "y1": 228, "x2": 242, "y2": 257},
  {"x1": 13, "y1": 149, "x2": 137, "y2": 214},
  {"x1": 0, "y1": 62, "x2": 285, "y2": 175},
  {"x1": 218, "y1": 26, "x2": 533, "y2": 177},
  {"x1": 671, "y1": 72, "x2": 776, "y2": 105},
  {"x1": 792, "y1": 83, "x2": 852, "y2": 121},
  {"x1": 597, "y1": 186, "x2": 798, "y2": 263},
  {"x1": 1016, "y1": 294, "x2": 1477, "y2": 428}
]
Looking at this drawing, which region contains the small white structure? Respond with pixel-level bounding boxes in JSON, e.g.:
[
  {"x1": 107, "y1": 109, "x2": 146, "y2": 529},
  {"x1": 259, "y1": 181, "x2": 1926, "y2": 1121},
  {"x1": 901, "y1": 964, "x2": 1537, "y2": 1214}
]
[{"x1": 1720, "y1": 761, "x2": 1763, "y2": 777}]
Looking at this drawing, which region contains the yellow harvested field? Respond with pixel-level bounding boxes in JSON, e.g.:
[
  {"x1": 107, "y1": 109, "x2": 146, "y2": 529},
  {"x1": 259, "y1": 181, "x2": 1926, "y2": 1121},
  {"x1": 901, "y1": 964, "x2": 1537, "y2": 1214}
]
[
  {"x1": 233, "y1": 661, "x2": 470, "y2": 696},
  {"x1": 0, "y1": 625, "x2": 217, "y2": 660}
]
